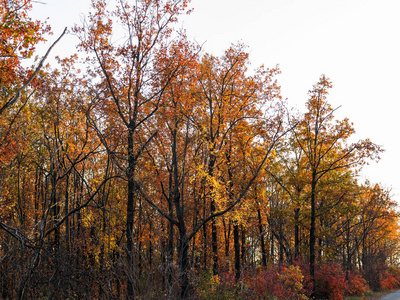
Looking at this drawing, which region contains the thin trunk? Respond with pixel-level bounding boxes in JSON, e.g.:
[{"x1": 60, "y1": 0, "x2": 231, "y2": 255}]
[
  {"x1": 202, "y1": 222, "x2": 207, "y2": 270},
  {"x1": 208, "y1": 153, "x2": 218, "y2": 275},
  {"x1": 241, "y1": 227, "x2": 246, "y2": 264},
  {"x1": 345, "y1": 220, "x2": 351, "y2": 278},
  {"x1": 226, "y1": 146, "x2": 239, "y2": 277},
  {"x1": 17, "y1": 160, "x2": 24, "y2": 225},
  {"x1": 270, "y1": 230, "x2": 275, "y2": 264},
  {"x1": 149, "y1": 218, "x2": 153, "y2": 268},
  {"x1": 137, "y1": 198, "x2": 143, "y2": 276},
  {"x1": 294, "y1": 207, "x2": 300, "y2": 259},
  {"x1": 51, "y1": 160, "x2": 59, "y2": 248},
  {"x1": 34, "y1": 168, "x2": 40, "y2": 224},
  {"x1": 167, "y1": 174, "x2": 174, "y2": 288},
  {"x1": 126, "y1": 127, "x2": 135, "y2": 300},
  {"x1": 223, "y1": 218, "x2": 231, "y2": 258},
  {"x1": 211, "y1": 201, "x2": 218, "y2": 274},
  {"x1": 310, "y1": 171, "x2": 317, "y2": 287},
  {"x1": 201, "y1": 176, "x2": 208, "y2": 270},
  {"x1": 279, "y1": 238, "x2": 284, "y2": 264},
  {"x1": 167, "y1": 218, "x2": 174, "y2": 289},
  {"x1": 65, "y1": 174, "x2": 70, "y2": 252},
  {"x1": 234, "y1": 222, "x2": 240, "y2": 280},
  {"x1": 171, "y1": 124, "x2": 191, "y2": 298},
  {"x1": 257, "y1": 209, "x2": 267, "y2": 267}
]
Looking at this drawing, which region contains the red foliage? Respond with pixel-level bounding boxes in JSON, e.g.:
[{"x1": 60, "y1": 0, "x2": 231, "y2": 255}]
[
  {"x1": 218, "y1": 269, "x2": 237, "y2": 291},
  {"x1": 380, "y1": 272, "x2": 397, "y2": 290},
  {"x1": 345, "y1": 271, "x2": 369, "y2": 296},
  {"x1": 314, "y1": 262, "x2": 346, "y2": 300},
  {"x1": 245, "y1": 266, "x2": 281, "y2": 299},
  {"x1": 293, "y1": 259, "x2": 314, "y2": 297},
  {"x1": 380, "y1": 267, "x2": 400, "y2": 290},
  {"x1": 244, "y1": 265, "x2": 307, "y2": 300}
]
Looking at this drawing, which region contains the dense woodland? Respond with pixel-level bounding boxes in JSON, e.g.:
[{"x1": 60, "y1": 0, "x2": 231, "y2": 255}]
[{"x1": 1, "y1": 0, "x2": 400, "y2": 299}]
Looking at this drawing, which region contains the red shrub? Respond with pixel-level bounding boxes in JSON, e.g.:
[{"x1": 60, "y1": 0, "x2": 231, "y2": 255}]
[
  {"x1": 293, "y1": 259, "x2": 313, "y2": 297},
  {"x1": 218, "y1": 269, "x2": 237, "y2": 291},
  {"x1": 380, "y1": 271, "x2": 400, "y2": 290},
  {"x1": 345, "y1": 271, "x2": 369, "y2": 296},
  {"x1": 245, "y1": 265, "x2": 308, "y2": 300},
  {"x1": 314, "y1": 262, "x2": 346, "y2": 300},
  {"x1": 245, "y1": 266, "x2": 281, "y2": 299}
]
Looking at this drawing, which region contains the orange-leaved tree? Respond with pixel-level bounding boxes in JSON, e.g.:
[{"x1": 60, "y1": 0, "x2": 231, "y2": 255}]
[
  {"x1": 293, "y1": 75, "x2": 382, "y2": 293},
  {"x1": 74, "y1": 0, "x2": 192, "y2": 298},
  {"x1": 0, "y1": 0, "x2": 67, "y2": 116}
]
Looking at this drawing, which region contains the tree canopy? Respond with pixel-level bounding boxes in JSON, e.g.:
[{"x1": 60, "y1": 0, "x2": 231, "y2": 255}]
[{"x1": 0, "y1": 1, "x2": 398, "y2": 299}]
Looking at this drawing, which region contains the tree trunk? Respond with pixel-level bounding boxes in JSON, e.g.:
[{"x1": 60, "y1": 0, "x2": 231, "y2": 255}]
[
  {"x1": 241, "y1": 227, "x2": 246, "y2": 265},
  {"x1": 65, "y1": 174, "x2": 70, "y2": 252},
  {"x1": 167, "y1": 211, "x2": 174, "y2": 289},
  {"x1": 208, "y1": 153, "x2": 218, "y2": 275},
  {"x1": 223, "y1": 218, "x2": 231, "y2": 258},
  {"x1": 270, "y1": 230, "x2": 275, "y2": 264},
  {"x1": 126, "y1": 127, "x2": 136, "y2": 300},
  {"x1": 202, "y1": 222, "x2": 208, "y2": 270},
  {"x1": 257, "y1": 209, "x2": 267, "y2": 267},
  {"x1": 178, "y1": 232, "x2": 190, "y2": 299},
  {"x1": 211, "y1": 202, "x2": 218, "y2": 275},
  {"x1": 294, "y1": 207, "x2": 300, "y2": 259},
  {"x1": 310, "y1": 171, "x2": 317, "y2": 292},
  {"x1": 234, "y1": 222, "x2": 240, "y2": 280}
]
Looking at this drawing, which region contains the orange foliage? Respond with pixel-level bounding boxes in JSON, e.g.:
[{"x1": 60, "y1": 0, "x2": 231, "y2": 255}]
[{"x1": 0, "y1": 1, "x2": 399, "y2": 299}]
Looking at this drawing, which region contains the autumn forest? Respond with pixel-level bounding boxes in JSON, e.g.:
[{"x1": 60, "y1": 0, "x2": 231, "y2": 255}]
[{"x1": 1, "y1": 0, "x2": 399, "y2": 299}]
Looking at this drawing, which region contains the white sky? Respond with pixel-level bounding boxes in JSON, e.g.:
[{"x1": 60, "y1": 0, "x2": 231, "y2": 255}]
[{"x1": 31, "y1": 0, "x2": 400, "y2": 202}]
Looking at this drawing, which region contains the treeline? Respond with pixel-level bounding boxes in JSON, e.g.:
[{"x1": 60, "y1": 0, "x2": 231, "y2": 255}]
[{"x1": 1, "y1": 0, "x2": 399, "y2": 299}]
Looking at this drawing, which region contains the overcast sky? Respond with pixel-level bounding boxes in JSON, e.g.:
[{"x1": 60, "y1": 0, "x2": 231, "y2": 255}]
[{"x1": 31, "y1": 0, "x2": 400, "y2": 202}]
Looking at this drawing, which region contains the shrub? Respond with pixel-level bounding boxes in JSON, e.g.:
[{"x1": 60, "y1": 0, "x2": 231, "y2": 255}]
[
  {"x1": 279, "y1": 265, "x2": 309, "y2": 300},
  {"x1": 244, "y1": 265, "x2": 308, "y2": 300},
  {"x1": 375, "y1": 266, "x2": 400, "y2": 291},
  {"x1": 293, "y1": 259, "x2": 313, "y2": 297},
  {"x1": 245, "y1": 266, "x2": 281, "y2": 299},
  {"x1": 380, "y1": 272, "x2": 397, "y2": 290},
  {"x1": 196, "y1": 269, "x2": 240, "y2": 300},
  {"x1": 380, "y1": 269, "x2": 400, "y2": 290},
  {"x1": 345, "y1": 271, "x2": 369, "y2": 296},
  {"x1": 314, "y1": 262, "x2": 346, "y2": 300}
]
